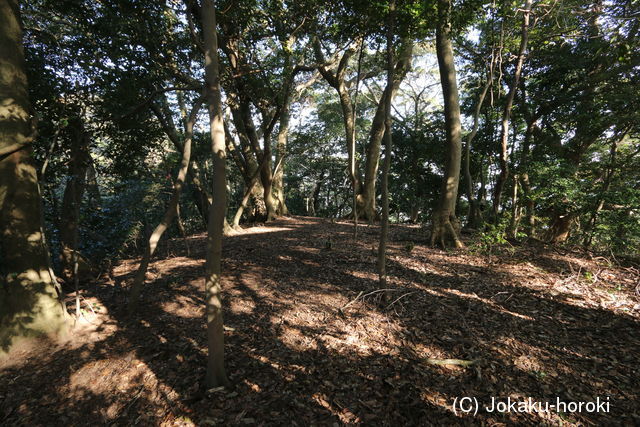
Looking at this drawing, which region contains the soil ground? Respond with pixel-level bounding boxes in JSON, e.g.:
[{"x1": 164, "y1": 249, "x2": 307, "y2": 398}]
[{"x1": 1, "y1": 216, "x2": 639, "y2": 425}]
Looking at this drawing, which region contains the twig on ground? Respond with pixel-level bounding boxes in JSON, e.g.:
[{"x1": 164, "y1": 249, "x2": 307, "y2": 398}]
[
  {"x1": 339, "y1": 288, "x2": 397, "y2": 312},
  {"x1": 422, "y1": 358, "x2": 477, "y2": 367},
  {"x1": 385, "y1": 291, "x2": 417, "y2": 310},
  {"x1": 339, "y1": 291, "x2": 364, "y2": 312}
]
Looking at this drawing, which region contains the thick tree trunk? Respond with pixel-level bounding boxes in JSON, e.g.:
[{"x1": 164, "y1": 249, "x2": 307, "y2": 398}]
[
  {"x1": 0, "y1": 0, "x2": 68, "y2": 351},
  {"x1": 201, "y1": 0, "x2": 229, "y2": 388},
  {"x1": 128, "y1": 98, "x2": 204, "y2": 314},
  {"x1": 431, "y1": 0, "x2": 464, "y2": 249},
  {"x1": 492, "y1": 0, "x2": 533, "y2": 219},
  {"x1": 546, "y1": 212, "x2": 573, "y2": 244},
  {"x1": 232, "y1": 154, "x2": 271, "y2": 228}
]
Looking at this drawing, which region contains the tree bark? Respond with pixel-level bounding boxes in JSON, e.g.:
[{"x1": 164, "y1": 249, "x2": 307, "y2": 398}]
[
  {"x1": 430, "y1": 0, "x2": 464, "y2": 249},
  {"x1": 464, "y1": 78, "x2": 490, "y2": 228},
  {"x1": 546, "y1": 212, "x2": 573, "y2": 244},
  {"x1": 583, "y1": 134, "x2": 621, "y2": 247},
  {"x1": 59, "y1": 116, "x2": 91, "y2": 282},
  {"x1": 273, "y1": 104, "x2": 289, "y2": 216},
  {"x1": 492, "y1": 0, "x2": 533, "y2": 219},
  {"x1": 0, "y1": 0, "x2": 68, "y2": 351},
  {"x1": 378, "y1": 0, "x2": 395, "y2": 288},
  {"x1": 507, "y1": 173, "x2": 520, "y2": 238},
  {"x1": 128, "y1": 97, "x2": 204, "y2": 314},
  {"x1": 361, "y1": 41, "x2": 413, "y2": 222},
  {"x1": 519, "y1": 117, "x2": 536, "y2": 237},
  {"x1": 315, "y1": 38, "x2": 412, "y2": 222},
  {"x1": 201, "y1": 0, "x2": 229, "y2": 388}
]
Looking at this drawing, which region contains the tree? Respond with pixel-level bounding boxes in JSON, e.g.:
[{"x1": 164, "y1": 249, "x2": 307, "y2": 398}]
[
  {"x1": 0, "y1": 0, "x2": 68, "y2": 351},
  {"x1": 430, "y1": 0, "x2": 464, "y2": 248},
  {"x1": 201, "y1": 0, "x2": 228, "y2": 388},
  {"x1": 378, "y1": 0, "x2": 396, "y2": 287},
  {"x1": 128, "y1": 96, "x2": 205, "y2": 314},
  {"x1": 491, "y1": 0, "x2": 533, "y2": 220}
]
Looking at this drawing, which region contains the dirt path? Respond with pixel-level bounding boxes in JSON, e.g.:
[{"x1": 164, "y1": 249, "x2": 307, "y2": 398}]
[{"x1": 2, "y1": 216, "x2": 639, "y2": 425}]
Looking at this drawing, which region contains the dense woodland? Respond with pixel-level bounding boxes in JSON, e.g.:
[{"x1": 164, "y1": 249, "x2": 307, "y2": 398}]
[{"x1": 1, "y1": 0, "x2": 640, "y2": 424}]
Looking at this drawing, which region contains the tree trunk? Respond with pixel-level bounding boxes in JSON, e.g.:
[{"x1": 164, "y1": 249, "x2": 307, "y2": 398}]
[
  {"x1": 310, "y1": 173, "x2": 324, "y2": 216},
  {"x1": 507, "y1": 174, "x2": 520, "y2": 238},
  {"x1": 378, "y1": 0, "x2": 395, "y2": 288},
  {"x1": 430, "y1": 0, "x2": 464, "y2": 249},
  {"x1": 260, "y1": 131, "x2": 278, "y2": 222},
  {"x1": 360, "y1": 42, "x2": 412, "y2": 222},
  {"x1": 492, "y1": 0, "x2": 533, "y2": 219},
  {"x1": 546, "y1": 212, "x2": 573, "y2": 244},
  {"x1": 583, "y1": 135, "x2": 620, "y2": 247},
  {"x1": 128, "y1": 97, "x2": 204, "y2": 314},
  {"x1": 518, "y1": 112, "x2": 537, "y2": 237},
  {"x1": 201, "y1": 0, "x2": 229, "y2": 388},
  {"x1": 273, "y1": 104, "x2": 289, "y2": 216},
  {"x1": 464, "y1": 78, "x2": 490, "y2": 228},
  {"x1": 59, "y1": 117, "x2": 91, "y2": 282},
  {"x1": 0, "y1": 0, "x2": 68, "y2": 351},
  {"x1": 232, "y1": 153, "x2": 272, "y2": 228},
  {"x1": 315, "y1": 38, "x2": 412, "y2": 223}
]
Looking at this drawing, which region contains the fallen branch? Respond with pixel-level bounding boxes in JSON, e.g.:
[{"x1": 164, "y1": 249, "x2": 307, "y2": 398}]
[
  {"x1": 339, "y1": 288, "x2": 397, "y2": 312},
  {"x1": 422, "y1": 358, "x2": 477, "y2": 367},
  {"x1": 385, "y1": 291, "x2": 417, "y2": 310},
  {"x1": 339, "y1": 290, "x2": 363, "y2": 312}
]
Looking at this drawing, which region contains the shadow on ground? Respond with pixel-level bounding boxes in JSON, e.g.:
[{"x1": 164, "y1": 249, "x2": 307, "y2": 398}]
[{"x1": 1, "y1": 216, "x2": 639, "y2": 425}]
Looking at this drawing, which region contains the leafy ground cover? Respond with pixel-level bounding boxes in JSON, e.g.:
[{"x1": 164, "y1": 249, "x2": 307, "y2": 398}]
[{"x1": 1, "y1": 217, "x2": 639, "y2": 425}]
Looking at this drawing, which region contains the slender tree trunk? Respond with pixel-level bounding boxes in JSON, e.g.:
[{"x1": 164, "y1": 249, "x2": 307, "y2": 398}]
[
  {"x1": 360, "y1": 42, "x2": 412, "y2": 222},
  {"x1": 507, "y1": 174, "x2": 520, "y2": 238},
  {"x1": 315, "y1": 38, "x2": 411, "y2": 223},
  {"x1": 379, "y1": 0, "x2": 395, "y2": 288},
  {"x1": 431, "y1": 0, "x2": 464, "y2": 249},
  {"x1": 492, "y1": 0, "x2": 533, "y2": 219},
  {"x1": 0, "y1": 0, "x2": 68, "y2": 351},
  {"x1": 201, "y1": 0, "x2": 229, "y2": 388},
  {"x1": 311, "y1": 173, "x2": 324, "y2": 216},
  {"x1": 520, "y1": 118, "x2": 536, "y2": 236},
  {"x1": 584, "y1": 136, "x2": 620, "y2": 247},
  {"x1": 464, "y1": 78, "x2": 490, "y2": 228},
  {"x1": 273, "y1": 105, "x2": 289, "y2": 216},
  {"x1": 352, "y1": 40, "x2": 364, "y2": 239},
  {"x1": 128, "y1": 97, "x2": 204, "y2": 314},
  {"x1": 260, "y1": 131, "x2": 278, "y2": 221},
  {"x1": 59, "y1": 117, "x2": 91, "y2": 282}
]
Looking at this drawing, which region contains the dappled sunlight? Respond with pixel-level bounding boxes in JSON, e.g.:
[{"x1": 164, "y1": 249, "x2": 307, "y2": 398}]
[
  {"x1": 235, "y1": 226, "x2": 294, "y2": 235},
  {"x1": 3, "y1": 218, "x2": 639, "y2": 425}
]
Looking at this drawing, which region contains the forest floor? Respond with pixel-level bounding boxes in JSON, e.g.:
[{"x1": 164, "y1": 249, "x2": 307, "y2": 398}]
[{"x1": 2, "y1": 216, "x2": 640, "y2": 426}]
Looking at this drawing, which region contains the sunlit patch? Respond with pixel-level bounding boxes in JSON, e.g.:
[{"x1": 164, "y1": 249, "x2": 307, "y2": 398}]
[
  {"x1": 238, "y1": 226, "x2": 292, "y2": 235},
  {"x1": 229, "y1": 298, "x2": 255, "y2": 314},
  {"x1": 312, "y1": 392, "x2": 358, "y2": 422},
  {"x1": 243, "y1": 379, "x2": 262, "y2": 392}
]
